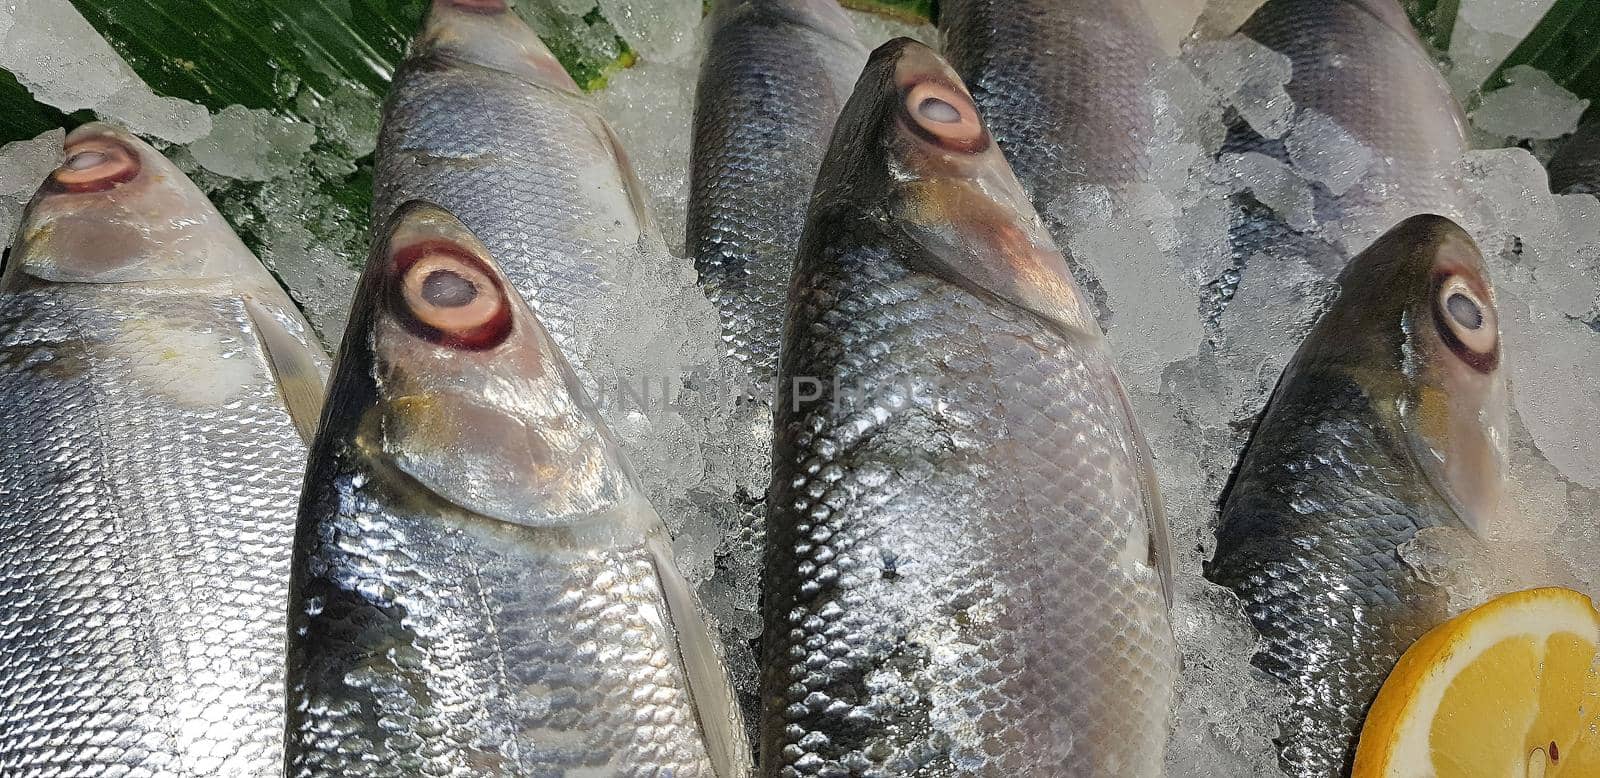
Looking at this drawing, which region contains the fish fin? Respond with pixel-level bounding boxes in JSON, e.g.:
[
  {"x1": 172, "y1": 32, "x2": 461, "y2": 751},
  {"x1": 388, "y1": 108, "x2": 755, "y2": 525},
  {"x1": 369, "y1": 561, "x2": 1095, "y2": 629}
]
[
  {"x1": 244, "y1": 295, "x2": 328, "y2": 444},
  {"x1": 648, "y1": 537, "x2": 753, "y2": 777},
  {"x1": 594, "y1": 116, "x2": 658, "y2": 239},
  {"x1": 1110, "y1": 370, "x2": 1174, "y2": 607}
]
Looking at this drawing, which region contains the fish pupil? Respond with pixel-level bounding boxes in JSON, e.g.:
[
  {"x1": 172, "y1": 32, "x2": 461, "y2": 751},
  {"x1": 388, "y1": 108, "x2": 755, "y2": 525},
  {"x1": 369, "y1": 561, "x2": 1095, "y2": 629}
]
[
  {"x1": 918, "y1": 96, "x2": 961, "y2": 124},
  {"x1": 421, "y1": 268, "x2": 478, "y2": 308},
  {"x1": 66, "y1": 151, "x2": 107, "y2": 170},
  {"x1": 1446, "y1": 292, "x2": 1482, "y2": 330}
]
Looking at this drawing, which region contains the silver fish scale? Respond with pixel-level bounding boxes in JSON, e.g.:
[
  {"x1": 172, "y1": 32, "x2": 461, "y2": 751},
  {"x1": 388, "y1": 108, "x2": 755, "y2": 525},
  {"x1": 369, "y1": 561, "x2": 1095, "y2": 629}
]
[
  {"x1": 688, "y1": 0, "x2": 866, "y2": 741},
  {"x1": 689, "y1": 0, "x2": 863, "y2": 389},
  {"x1": 939, "y1": 0, "x2": 1165, "y2": 321},
  {"x1": 374, "y1": 58, "x2": 635, "y2": 358},
  {"x1": 762, "y1": 237, "x2": 1175, "y2": 776},
  {"x1": 0, "y1": 287, "x2": 303, "y2": 777},
  {"x1": 1208, "y1": 375, "x2": 1454, "y2": 777},
  {"x1": 288, "y1": 468, "x2": 719, "y2": 777}
]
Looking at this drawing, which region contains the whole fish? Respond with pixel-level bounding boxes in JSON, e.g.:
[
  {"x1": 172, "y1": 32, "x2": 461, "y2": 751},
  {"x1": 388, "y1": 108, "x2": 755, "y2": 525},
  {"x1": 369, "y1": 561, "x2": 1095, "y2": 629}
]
[
  {"x1": 1207, "y1": 215, "x2": 1507, "y2": 777},
  {"x1": 373, "y1": 0, "x2": 652, "y2": 359},
  {"x1": 761, "y1": 39, "x2": 1177, "y2": 776},
  {"x1": 686, "y1": 0, "x2": 867, "y2": 732},
  {"x1": 284, "y1": 200, "x2": 749, "y2": 776},
  {"x1": 689, "y1": 0, "x2": 865, "y2": 395},
  {"x1": 938, "y1": 0, "x2": 1169, "y2": 317},
  {"x1": 1548, "y1": 118, "x2": 1600, "y2": 195},
  {"x1": 1207, "y1": 0, "x2": 1469, "y2": 324},
  {"x1": 0, "y1": 122, "x2": 326, "y2": 776}
]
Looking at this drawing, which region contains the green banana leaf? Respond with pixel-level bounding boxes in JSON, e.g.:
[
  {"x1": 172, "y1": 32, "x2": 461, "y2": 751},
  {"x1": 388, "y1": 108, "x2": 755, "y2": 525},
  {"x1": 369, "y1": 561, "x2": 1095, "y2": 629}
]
[{"x1": 1485, "y1": 0, "x2": 1600, "y2": 113}]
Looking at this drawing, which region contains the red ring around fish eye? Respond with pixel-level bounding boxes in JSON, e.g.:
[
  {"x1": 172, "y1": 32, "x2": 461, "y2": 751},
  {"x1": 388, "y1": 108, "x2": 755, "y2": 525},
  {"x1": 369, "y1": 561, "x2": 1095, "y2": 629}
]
[
  {"x1": 49, "y1": 136, "x2": 140, "y2": 194},
  {"x1": 439, "y1": 0, "x2": 507, "y2": 12},
  {"x1": 900, "y1": 79, "x2": 987, "y2": 153},
  {"x1": 389, "y1": 241, "x2": 512, "y2": 350},
  {"x1": 1431, "y1": 270, "x2": 1498, "y2": 373}
]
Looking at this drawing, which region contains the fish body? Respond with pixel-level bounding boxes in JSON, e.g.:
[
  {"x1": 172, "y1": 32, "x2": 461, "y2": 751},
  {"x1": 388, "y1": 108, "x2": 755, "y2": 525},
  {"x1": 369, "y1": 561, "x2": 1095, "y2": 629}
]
[
  {"x1": 1548, "y1": 118, "x2": 1600, "y2": 195},
  {"x1": 373, "y1": 0, "x2": 652, "y2": 360},
  {"x1": 760, "y1": 39, "x2": 1176, "y2": 776},
  {"x1": 285, "y1": 201, "x2": 749, "y2": 777},
  {"x1": 689, "y1": 0, "x2": 865, "y2": 390},
  {"x1": 938, "y1": 0, "x2": 1168, "y2": 316},
  {"x1": 1208, "y1": 0, "x2": 1469, "y2": 324},
  {"x1": 0, "y1": 123, "x2": 326, "y2": 776},
  {"x1": 1208, "y1": 215, "x2": 1508, "y2": 777},
  {"x1": 687, "y1": 0, "x2": 867, "y2": 734}
]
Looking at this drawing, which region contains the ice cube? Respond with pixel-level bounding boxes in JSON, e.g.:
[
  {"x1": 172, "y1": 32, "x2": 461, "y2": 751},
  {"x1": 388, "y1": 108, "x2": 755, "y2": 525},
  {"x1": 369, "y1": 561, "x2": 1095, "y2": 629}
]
[
  {"x1": 1448, "y1": 0, "x2": 1560, "y2": 97},
  {"x1": 1185, "y1": 35, "x2": 1296, "y2": 139},
  {"x1": 596, "y1": 0, "x2": 699, "y2": 62},
  {"x1": 188, "y1": 105, "x2": 318, "y2": 182},
  {"x1": 1219, "y1": 151, "x2": 1317, "y2": 231},
  {"x1": 1068, "y1": 196, "x2": 1204, "y2": 391},
  {"x1": 0, "y1": 129, "x2": 65, "y2": 249},
  {"x1": 1471, "y1": 65, "x2": 1590, "y2": 141},
  {"x1": 0, "y1": 0, "x2": 210, "y2": 143},
  {"x1": 1285, "y1": 110, "x2": 1373, "y2": 196}
]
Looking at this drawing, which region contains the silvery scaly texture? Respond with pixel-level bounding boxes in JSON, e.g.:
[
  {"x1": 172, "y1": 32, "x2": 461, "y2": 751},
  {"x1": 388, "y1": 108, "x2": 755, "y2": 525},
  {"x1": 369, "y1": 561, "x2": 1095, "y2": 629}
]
[
  {"x1": 762, "y1": 40, "x2": 1176, "y2": 776},
  {"x1": 0, "y1": 122, "x2": 327, "y2": 776}
]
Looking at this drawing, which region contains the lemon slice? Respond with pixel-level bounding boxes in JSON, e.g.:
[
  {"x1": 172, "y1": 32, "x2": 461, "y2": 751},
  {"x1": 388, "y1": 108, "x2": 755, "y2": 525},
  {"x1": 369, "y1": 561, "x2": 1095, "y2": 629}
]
[{"x1": 1353, "y1": 587, "x2": 1600, "y2": 777}]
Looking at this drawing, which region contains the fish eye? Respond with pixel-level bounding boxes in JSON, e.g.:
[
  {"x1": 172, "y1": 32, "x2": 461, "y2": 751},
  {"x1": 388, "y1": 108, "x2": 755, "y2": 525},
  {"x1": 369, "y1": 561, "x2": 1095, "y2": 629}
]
[
  {"x1": 1433, "y1": 272, "x2": 1497, "y2": 371},
  {"x1": 51, "y1": 137, "x2": 141, "y2": 193},
  {"x1": 901, "y1": 80, "x2": 986, "y2": 152},
  {"x1": 391, "y1": 243, "x2": 512, "y2": 349}
]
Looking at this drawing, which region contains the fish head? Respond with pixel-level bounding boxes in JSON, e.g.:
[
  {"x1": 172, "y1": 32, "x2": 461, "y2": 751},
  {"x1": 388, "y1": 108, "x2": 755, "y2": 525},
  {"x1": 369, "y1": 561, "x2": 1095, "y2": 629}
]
[
  {"x1": 410, "y1": 0, "x2": 579, "y2": 94},
  {"x1": 1296, "y1": 214, "x2": 1508, "y2": 534},
  {"x1": 330, "y1": 199, "x2": 643, "y2": 530},
  {"x1": 5, "y1": 122, "x2": 268, "y2": 287},
  {"x1": 816, "y1": 37, "x2": 1099, "y2": 337}
]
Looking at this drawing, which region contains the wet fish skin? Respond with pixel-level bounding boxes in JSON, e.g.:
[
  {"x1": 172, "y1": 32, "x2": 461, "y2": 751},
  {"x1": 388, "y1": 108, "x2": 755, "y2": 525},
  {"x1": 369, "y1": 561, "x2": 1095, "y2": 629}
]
[
  {"x1": 373, "y1": 0, "x2": 652, "y2": 360},
  {"x1": 687, "y1": 0, "x2": 867, "y2": 737},
  {"x1": 1207, "y1": 0, "x2": 1469, "y2": 328},
  {"x1": 0, "y1": 122, "x2": 326, "y2": 776},
  {"x1": 1548, "y1": 118, "x2": 1600, "y2": 195},
  {"x1": 761, "y1": 39, "x2": 1176, "y2": 776},
  {"x1": 1208, "y1": 215, "x2": 1507, "y2": 777},
  {"x1": 285, "y1": 201, "x2": 749, "y2": 777},
  {"x1": 938, "y1": 0, "x2": 1168, "y2": 318},
  {"x1": 689, "y1": 0, "x2": 865, "y2": 389}
]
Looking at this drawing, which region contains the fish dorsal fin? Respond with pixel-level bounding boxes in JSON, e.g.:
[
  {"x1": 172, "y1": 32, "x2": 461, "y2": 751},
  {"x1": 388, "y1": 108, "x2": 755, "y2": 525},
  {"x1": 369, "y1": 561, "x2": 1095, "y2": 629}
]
[
  {"x1": 647, "y1": 536, "x2": 752, "y2": 777},
  {"x1": 244, "y1": 295, "x2": 328, "y2": 443}
]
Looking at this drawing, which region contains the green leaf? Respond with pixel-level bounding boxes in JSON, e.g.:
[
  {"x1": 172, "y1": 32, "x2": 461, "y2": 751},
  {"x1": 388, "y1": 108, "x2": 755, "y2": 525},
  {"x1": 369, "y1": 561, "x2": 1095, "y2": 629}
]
[
  {"x1": 1485, "y1": 0, "x2": 1600, "y2": 109},
  {"x1": 1403, "y1": 0, "x2": 1461, "y2": 52},
  {"x1": 0, "y1": 69, "x2": 78, "y2": 143}
]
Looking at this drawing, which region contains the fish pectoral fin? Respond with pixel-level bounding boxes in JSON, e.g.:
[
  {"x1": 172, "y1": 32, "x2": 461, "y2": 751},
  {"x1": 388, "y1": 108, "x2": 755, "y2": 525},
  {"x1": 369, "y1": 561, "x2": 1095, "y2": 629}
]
[
  {"x1": 244, "y1": 295, "x2": 328, "y2": 443},
  {"x1": 647, "y1": 539, "x2": 753, "y2": 777}
]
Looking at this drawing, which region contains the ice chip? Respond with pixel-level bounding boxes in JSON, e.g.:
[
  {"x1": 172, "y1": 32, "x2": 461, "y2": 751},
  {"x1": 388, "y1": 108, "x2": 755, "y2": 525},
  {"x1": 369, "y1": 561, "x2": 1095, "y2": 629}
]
[
  {"x1": 1185, "y1": 35, "x2": 1296, "y2": 139},
  {"x1": 0, "y1": 129, "x2": 66, "y2": 249},
  {"x1": 1069, "y1": 208, "x2": 1203, "y2": 391},
  {"x1": 596, "y1": 0, "x2": 699, "y2": 62},
  {"x1": 0, "y1": 0, "x2": 211, "y2": 143},
  {"x1": 1471, "y1": 65, "x2": 1590, "y2": 141},
  {"x1": 1220, "y1": 152, "x2": 1317, "y2": 231},
  {"x1": 1448, "y1": 0, "x2": 1560, "y2": 97},
  {"x1": 1285, "y1": 110, "x2": 1373, "y2": 196},
  {"x1": 189, "y1": 105, "x2": 318, "y2": 182}
]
